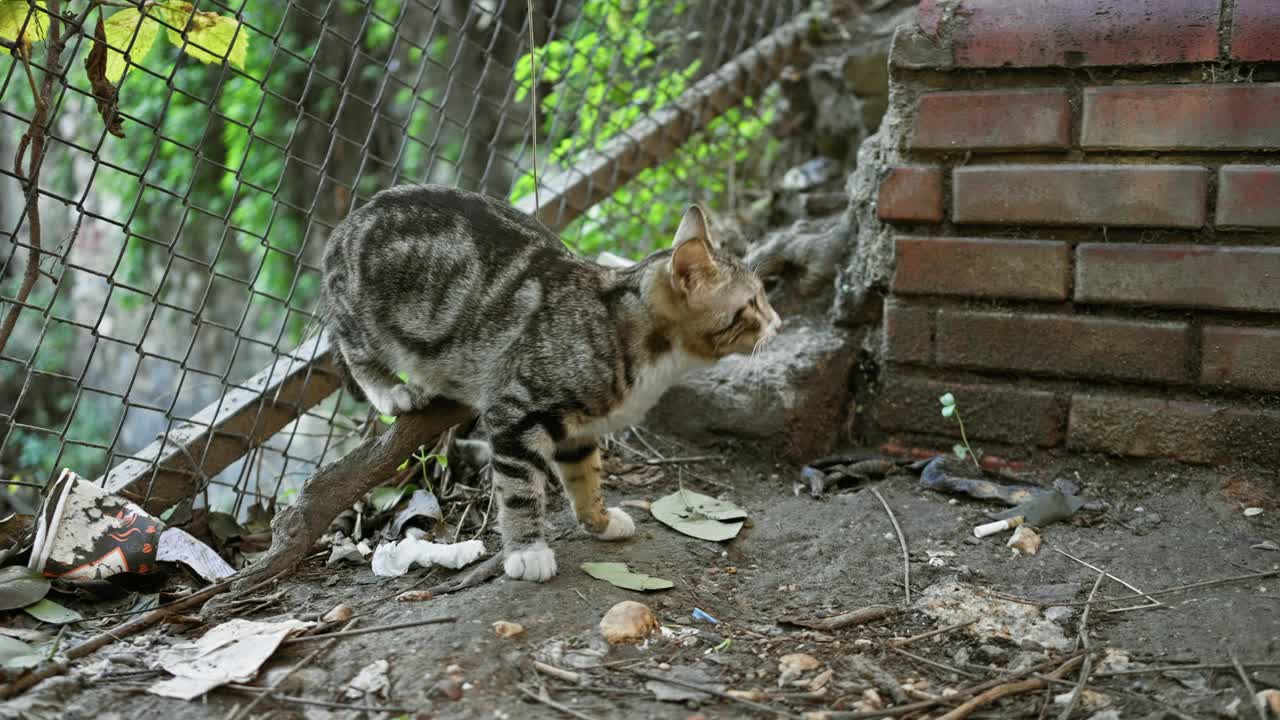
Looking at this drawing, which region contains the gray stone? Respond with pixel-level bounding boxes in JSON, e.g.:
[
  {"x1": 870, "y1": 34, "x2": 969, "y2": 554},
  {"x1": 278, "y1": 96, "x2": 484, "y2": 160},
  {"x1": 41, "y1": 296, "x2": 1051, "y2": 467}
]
[
  {"x1": 645, "y1": 321, "x2": 854, "y2": 460},
  {"x1": 889, "y1": 26, "x2": 952, "y2": 70}
]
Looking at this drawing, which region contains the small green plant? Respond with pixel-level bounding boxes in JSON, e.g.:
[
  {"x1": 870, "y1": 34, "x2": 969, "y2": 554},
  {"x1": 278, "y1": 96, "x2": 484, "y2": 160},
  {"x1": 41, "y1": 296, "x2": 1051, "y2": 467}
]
[{"x1": 939, "y1": 392, "x2": 982, "y2": 472}]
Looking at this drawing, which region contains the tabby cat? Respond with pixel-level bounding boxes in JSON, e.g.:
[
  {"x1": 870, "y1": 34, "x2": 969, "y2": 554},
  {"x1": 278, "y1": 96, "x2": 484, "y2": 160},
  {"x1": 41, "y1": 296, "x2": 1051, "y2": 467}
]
[{"x1": 322, "y1": 185, "x2": 781, "y2": 581}]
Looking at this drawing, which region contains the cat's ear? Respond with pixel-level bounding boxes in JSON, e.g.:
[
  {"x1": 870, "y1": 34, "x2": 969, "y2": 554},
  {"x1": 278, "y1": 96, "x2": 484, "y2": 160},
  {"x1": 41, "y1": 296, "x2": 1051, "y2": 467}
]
[{"x1": 670, "y1": 205, "x2": 719, "y2": 294}]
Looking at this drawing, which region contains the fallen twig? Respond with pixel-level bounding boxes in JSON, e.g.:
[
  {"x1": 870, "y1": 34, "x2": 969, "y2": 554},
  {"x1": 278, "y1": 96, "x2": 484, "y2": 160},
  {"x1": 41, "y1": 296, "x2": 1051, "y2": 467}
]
[
  {"x1": 226, "y1": 685, "x2": 420, "y2": 714},
  {"x1": 870, "y1": 486, "x2": 910, "y2": 605},
  {"x1": 1057, "y1": 571, "x2": 1104, "y2": 720},
  {"x1": 518, "y1": 685, "x2": 602, "y2": 720},
  {"x1": 785, "y1": 605, "x2": 897, "y2": 631},
  {"x1": 641, "y1": 455, "x2": 722, "y2": 466},
  {"x1": 1053, "y1": 548, "x2": 1163, "y2": 613},
  {"x1": 890, "y1": 619, "x2": 976, "y2": 647},
  {"x1": 283, "y1": 616, "x2": 456, "y2": 645},
  {"x1": 420, "y1": 553, "x2": 506, "y2": 596},
  {"x1": 1231, "y1": 652, "x2": 1266, "y2": 720},
  {"x1": 815, "y1": 651, "x2": 1089, "y2": 720},
  {"x1": 630, "y1": 668, "x2": 801, "y2": 718},
  {"x1": 0, "y1": 573, "x2": 272, "y2": 700},
  {"x1": 982, "y1": 568, "x2": 1279, "y2": 608},
  {"x1": 534, "y1": 661, "x2": 583, "y2": 684},
  {"x1": 1094, "y1": 661, "x2": 1280, "y2": 677},
  {"x1": 889, "y1": 646, "x2": 981, "y2": 680},
  {"x1": 226, "y1": 618, "x2": 358, "y2": 720},
  {"x1": 937, "y1": 656, "x2": 1084, "y2": 720}
]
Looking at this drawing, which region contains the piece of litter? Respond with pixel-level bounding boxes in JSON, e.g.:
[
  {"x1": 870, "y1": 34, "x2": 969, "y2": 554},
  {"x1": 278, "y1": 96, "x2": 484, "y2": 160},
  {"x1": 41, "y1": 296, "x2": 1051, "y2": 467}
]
[
  {"x1": 148, "y1": 618, "x2": 312, "y2": 700},
  {"x1": 1054, "y1": 688, "x2": 1109, "y2": 710},
  {"x1": 581, "y1": 562, "x2": 673, "y2": 592},
  {"x1": 388, "y1": 489, "x2": 442, "y2": 537},
  {"x1": 691, "y1": 607, "x2": 718, "y2": 624},
  {"x1": 645, "y1": 665, "x2": 722, "y2": 703},
  {"x1": 326, "y1": 535, "x2": 367, "y2": 566},
  {"x1": 599, "y1": 600, "x2": 659, "y2": 645},
  {"x1": 1006, "y1": 525, "x2": 1041, "y2": 555},
  {"x1": 344, "y1": 659, "x2": 390, "y2": 700},
  {"x1": 370, "y1": 538, "x2": 484, "y2": 577},
  {"x1": 156, "y1": 527, "x2": 235, "y2": 581},
  {"x1": 778, "y1": 653, "x2": 821, "y2": 686},
  {"x1": 396, "y1": 590, "x2": 433, "y2": 603},
  {"x1": 916, "y1": 580, "x2": 1071, "y2": 651},
  {"x1": 1243, "y1": 507, "x2": 1263, "y2": 517},
  {"x1": 492, "y1": 621, "x2": 525, "y2": 638}
]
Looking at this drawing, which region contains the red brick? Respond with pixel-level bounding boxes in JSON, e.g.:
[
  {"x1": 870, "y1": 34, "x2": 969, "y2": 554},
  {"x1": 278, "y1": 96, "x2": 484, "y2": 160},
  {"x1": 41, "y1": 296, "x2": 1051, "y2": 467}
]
[
  {"x1": 1216, "y1": 165, "x2": 1280, "y2": 228},
  {"x1": 877, "y1": 166, "x2": 943, "y2": 223},
  {"x1": 1082, "y1": 85, "x2": 1280, "y2": 150},
  {"x1": 911, "y1": 89, "x2": 1071, "y2": 151},
  {"x1": 936, "y1": 310, "x2": 1190, "y2": 383},
  {"x1": 1075, "y1": 244, "x2": 1280, "y2": 313},
  {"x1": 1201, "y1": 326, "x2": 1280, "y2": 392},
  {"x1": 916, "y1": 0, "x2": 1220, "y2": 68},
  {"x1": 1068, "y1": 394, "x2": 1280, "y2": 464},
  {"x1": 877, "y1": 376, "x2": 1064, "y2": 447},
  {"x1": 883, "y1": 300, "x2": 933, "y2": 364},
  {"x1": 1231, "y1": 0, "x2": 1280, "y2": 61},
  {"x1": 953, "y1": 165, "x2": 1208, "y2": 228},
  {"x1": 893, "y1": 237, "x2": 1069, "y2": 300}
]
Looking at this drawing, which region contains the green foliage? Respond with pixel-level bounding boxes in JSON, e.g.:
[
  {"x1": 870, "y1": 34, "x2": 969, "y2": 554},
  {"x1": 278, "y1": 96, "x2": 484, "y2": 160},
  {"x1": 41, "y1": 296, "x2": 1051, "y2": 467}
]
[
  {"x1": 511, "y1": 0, "x2": 776, "y2": 257},
  {"x1": 939, "y1": 392, "x2": 982, "y2": 471}
]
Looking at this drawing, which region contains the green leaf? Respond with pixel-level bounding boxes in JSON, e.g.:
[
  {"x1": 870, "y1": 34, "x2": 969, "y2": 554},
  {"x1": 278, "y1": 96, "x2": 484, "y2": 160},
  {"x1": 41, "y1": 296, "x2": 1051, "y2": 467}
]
[
  {"x1": 939, "y1": 393, "x2": 956, "y2": 407},
  {"x1": 0, "y1": 0, "x2": 46, "y2": 48},
  {"x1": 23, "y1": 598, "x2": 82, "y2": 625},
  {"x1": 370, "y1": 485, "x2": 410, "y2": 513},
  {"x1": 581, "y1": 562, "x2": 673, "y2": 592},
  {"x1": 158, "y1": 2, "x2": 248, "y2": 68},
  {"x1": 0, "y1": 566, "x2": 50, "y2": 611},
  {"x1": 941, "y1": 405, "x2": 955, "y2": 418},
  {"x1": 103, "y1": 9, "x2": 160, "y2": 82},
  {"x1": 651, "y1": 490, "x2": 746, "y2": 542},
  {"x1": 0, "y1": 635, "x2": 39, "y2": 669},
  {"x1": 379, "y1": 414, "x2": 397, "y2": 425},
  {"x1": 953, "y1": 444, "x2": 968, "y2": 461}
]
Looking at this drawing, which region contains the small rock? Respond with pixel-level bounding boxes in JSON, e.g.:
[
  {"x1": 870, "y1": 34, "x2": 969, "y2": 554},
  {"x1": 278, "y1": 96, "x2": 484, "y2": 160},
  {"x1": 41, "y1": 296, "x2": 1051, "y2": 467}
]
[
  {"x1": 322, "y1": 604, "x2": 354, "y2": 623},
  {"x1": 952, "y1": 648, "x2": 970, "y2": 665},
  {"x1": 861, "y1": 688, "x2": 884, "y2": 710},
  {"x1": 396, "y1": 590, "x2": 433, "y2": 602},
  {"x1": 599, "y1": 601, "x2": 659, "y2": 645},
  {"x1": 1244, "y1": 507, "x2": 1263, "y2": 517},
  {"x1": 1007, "y1": 525, "x2": 1041, "y2": 555},
  {"x1": 977, "y1": 645, "x2": 1006, "y2": 661},
  {"x1": 1054, "y1": 688, "x2": 1109, "y2": 710},
  {"x1": 344, "y1": 660, "x2": 390, "y2": 700},
  {"x1": 1129, "y1": 512, "x2": 1163, "y2": 535},
  {"x1": 492, "y1": 621, "x2": 525, "y2": 638},
  {"x1": 1043, "y1": 606, "x2": 1074, "y2": 624},
  {"x1": 433, "y1": 678, "x2": 463, "y2": 701},
  {"x1": 620, "y1": 499, "x2": 651, "y2": 511},
  {"x1": 809, "y1": 668, "x2": 834, "y2": 691},
  {"x1": 778, "y1": 653, "x2": 821, "y2": 686}
]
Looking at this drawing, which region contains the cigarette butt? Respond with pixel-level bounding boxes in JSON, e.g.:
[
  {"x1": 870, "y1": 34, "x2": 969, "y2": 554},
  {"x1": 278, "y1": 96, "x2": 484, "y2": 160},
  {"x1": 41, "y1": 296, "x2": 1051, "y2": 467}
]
[{"x1": 974, "y1": 516, "x2": 1023, "y2": 538}]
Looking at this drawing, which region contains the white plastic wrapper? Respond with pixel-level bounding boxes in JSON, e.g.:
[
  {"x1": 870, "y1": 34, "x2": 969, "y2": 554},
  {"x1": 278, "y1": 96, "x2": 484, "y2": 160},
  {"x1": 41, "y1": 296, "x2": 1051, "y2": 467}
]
[{"x1": 370, "y1": 538, "x2": 485, "y2": 577}]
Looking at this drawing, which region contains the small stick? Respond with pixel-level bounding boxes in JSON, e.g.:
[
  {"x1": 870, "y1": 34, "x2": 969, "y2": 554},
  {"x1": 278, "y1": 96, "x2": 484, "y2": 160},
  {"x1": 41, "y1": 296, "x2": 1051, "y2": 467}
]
[
  {"x1": 787, "y1": 605, "x2": 896, "y2": 631},
  {"x1": 890, "y1": 619, "x2": 977, "y2": 647},
  {"x1": 1094, "y1": 661, "x2": 1280, "y2": 677},
  {"x1": 1231, "y1": 652, "x2": 1266, "y2": 720},
  {"x1": 889, "y1": 646, "x2": 981, "y2": 680},
  {"x1": 226, "y1": 618, "x2": 358, "y2": 720},
  {"x1": 630, "y1": 668, "x2": 801, "y2": 718},
  {"x1": 534, "y1": 661, "x2": 582, "y2": 684},
  {"x1": 641, "y1": 455, "x2": 722, "y2": 466},
  {"x1": 1052, "y1": 548, "x2": 1163, "y2": 612},
  {"x1": 871, "y1": 487, "x2": 910, "y2": 605},
  {"x1": 283, "y1": 616, "x2": 456, "y2": 645},
  {"x1": 937, "y1": 656, "x2": 1084, "y2": 720},
  {"x1": 517, "y1": 685, "x2": 602, "y2": 720},
  {"x1": 1057, "y1": 571, "x2": 1104, "y2": 720},
  {"x1": 225, "y1": 685, "x2": 420, "y2": 714},
  {"x1": 983, "y1": 568, "x2": 1279, "y2": 608}
]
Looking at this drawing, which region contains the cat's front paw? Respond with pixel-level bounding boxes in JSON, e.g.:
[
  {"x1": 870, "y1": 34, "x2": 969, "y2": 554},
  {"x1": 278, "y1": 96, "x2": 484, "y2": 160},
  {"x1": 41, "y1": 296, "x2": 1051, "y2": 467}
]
[
  {"x1": 503, "y1": 542, "x2": 557, "y2": 582},
  {"x1": 373, "y1": 384, "x2": 430, "y2": 416},
  {"x1": 592, "y1": 508, "x2": 635, "y2": 540}
]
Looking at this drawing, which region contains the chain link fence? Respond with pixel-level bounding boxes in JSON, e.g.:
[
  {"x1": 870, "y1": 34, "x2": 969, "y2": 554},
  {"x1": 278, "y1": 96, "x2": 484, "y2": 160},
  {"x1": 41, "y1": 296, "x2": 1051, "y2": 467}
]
[{"x1": 0, "y1": 0, "x2": 810, "y2": 520}]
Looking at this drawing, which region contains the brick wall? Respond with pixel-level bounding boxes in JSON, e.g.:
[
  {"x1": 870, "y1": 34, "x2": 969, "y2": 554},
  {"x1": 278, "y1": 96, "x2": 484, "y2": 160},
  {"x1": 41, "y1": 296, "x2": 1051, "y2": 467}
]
[{"x1": 871, "y1": 0, "x2": 1280, "y2": 464}]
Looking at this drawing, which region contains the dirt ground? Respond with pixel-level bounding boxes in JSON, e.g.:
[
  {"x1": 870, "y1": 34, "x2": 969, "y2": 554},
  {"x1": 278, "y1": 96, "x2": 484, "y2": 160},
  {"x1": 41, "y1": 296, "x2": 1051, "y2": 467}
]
[{"x1": 8, "y1": 440, "x2": 1280, "y2": 720}]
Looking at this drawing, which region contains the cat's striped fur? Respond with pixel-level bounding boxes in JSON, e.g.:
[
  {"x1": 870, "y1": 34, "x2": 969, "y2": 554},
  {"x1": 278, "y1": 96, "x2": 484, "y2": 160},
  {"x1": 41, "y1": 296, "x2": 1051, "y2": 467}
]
[{"x1": 322, "y1": 185, "x2": 781, "y2": 581}]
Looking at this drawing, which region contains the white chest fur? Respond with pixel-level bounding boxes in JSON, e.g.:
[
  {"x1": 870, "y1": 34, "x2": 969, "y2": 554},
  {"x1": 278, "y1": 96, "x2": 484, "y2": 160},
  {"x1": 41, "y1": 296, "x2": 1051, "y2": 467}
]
[{"x1": 577, "y1": 346, "x2": 709, "y2": 438}]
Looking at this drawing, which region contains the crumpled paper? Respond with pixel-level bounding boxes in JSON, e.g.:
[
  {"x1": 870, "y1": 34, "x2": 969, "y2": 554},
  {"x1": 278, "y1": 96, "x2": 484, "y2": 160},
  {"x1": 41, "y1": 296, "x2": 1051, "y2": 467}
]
[
  {"x1": 148, "y1": 618, "x2": 312, "y2": 700},
  {"x1": 370, "y1": 538, "x2": 484, "y2": 577}
]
